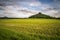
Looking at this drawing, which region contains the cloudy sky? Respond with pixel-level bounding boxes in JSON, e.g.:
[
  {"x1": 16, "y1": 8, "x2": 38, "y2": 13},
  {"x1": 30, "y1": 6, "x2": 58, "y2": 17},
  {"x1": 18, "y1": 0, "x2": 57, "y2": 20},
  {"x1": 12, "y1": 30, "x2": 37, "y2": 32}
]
[{"x1": 0, "y1": 0, "x2": 60, "y2": 18}]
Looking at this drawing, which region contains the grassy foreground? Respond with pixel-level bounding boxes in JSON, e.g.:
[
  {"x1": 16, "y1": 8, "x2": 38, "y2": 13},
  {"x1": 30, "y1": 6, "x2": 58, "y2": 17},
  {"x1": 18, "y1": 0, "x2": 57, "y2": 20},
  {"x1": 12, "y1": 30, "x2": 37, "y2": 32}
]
[{"x1": 0, "y1": 19, "x2": 60, "y2": 40}]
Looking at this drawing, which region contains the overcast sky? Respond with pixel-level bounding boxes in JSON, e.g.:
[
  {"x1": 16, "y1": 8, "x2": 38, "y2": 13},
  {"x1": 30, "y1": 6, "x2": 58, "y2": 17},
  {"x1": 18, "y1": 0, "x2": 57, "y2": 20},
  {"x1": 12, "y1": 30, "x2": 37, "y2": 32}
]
[{"x1": 0, "y1": 0, "x2": 60, "y2": 18}]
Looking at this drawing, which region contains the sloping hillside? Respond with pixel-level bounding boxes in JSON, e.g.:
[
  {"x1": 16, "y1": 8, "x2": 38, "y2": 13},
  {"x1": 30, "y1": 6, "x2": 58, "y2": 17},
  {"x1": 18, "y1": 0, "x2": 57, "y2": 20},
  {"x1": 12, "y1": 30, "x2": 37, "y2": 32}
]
[{"x1": 29, "y1": 12, "x2": 54, "y2": 18}]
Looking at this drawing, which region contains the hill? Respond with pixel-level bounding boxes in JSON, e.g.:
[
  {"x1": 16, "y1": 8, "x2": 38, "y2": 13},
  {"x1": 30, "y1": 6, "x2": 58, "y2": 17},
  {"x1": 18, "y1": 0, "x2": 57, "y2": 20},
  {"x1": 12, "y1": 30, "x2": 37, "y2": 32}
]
[{"x1": 29, "y1": 12, "x2": 54, "y2": 19}]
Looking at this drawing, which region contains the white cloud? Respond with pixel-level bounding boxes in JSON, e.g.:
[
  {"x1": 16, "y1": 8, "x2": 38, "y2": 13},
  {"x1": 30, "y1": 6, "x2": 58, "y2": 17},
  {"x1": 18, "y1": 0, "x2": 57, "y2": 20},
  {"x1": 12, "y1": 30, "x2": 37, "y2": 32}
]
[
  {"x1": 1, "y1": 5, "x2": 37, "y2": 18},
  {"x1": 29, "y1": 2, "x2": 41, "y2": 6}
]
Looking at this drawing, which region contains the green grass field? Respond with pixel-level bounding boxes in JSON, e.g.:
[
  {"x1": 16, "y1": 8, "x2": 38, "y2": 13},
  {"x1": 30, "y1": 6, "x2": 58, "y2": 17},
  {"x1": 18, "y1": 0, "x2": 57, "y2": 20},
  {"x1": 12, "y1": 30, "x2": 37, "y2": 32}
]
[{"x1": 0, "y1": 19, "x2": 60, "y2": 40}]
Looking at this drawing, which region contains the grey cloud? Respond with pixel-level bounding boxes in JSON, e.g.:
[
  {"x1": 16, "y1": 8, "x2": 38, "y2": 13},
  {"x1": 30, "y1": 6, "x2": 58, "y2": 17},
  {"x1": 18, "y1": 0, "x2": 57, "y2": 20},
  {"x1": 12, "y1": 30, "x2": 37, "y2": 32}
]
[
  {"x1": 0, "y1": 3, "x2": 5, "y2": 6},
  {"x1": 18, "y1": 10, "x2": 37, "y2": 14},
  {"x1": 0, "y1": 0, "x2": 39, "y2": 6},
  {"x1": 0, "y1": 0, "x2": 38, "y2": 2},
  {"x1": 0, "y1": 8, "x2": 4, "y2": 10},
  {"x1": 53, "y1": 0, "x2": 60, "y2": 2}
]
